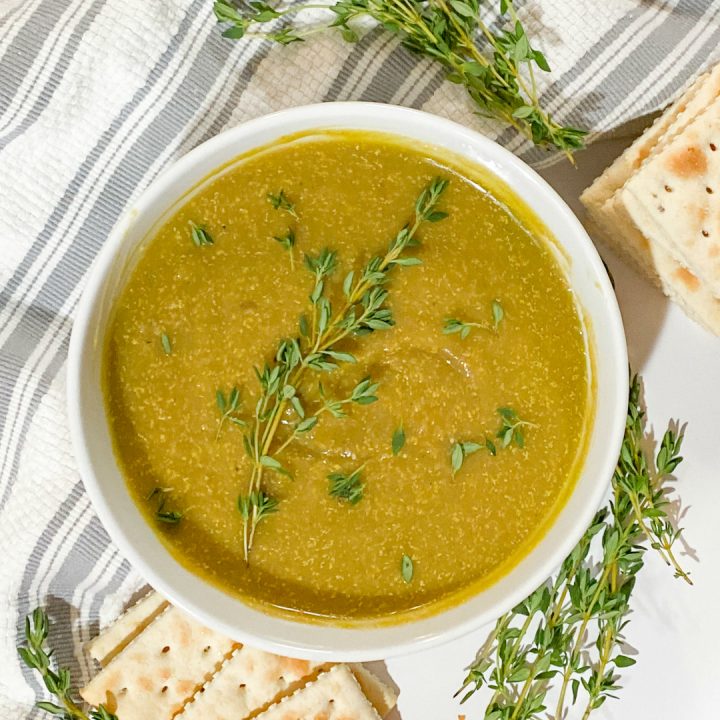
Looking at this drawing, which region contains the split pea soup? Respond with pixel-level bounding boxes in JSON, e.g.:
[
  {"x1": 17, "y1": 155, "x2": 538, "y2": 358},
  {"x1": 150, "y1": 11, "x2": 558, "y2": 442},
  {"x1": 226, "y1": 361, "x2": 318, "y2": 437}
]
[{"x1": 104, "y1": 130, "x2": 593, "y2": 624}]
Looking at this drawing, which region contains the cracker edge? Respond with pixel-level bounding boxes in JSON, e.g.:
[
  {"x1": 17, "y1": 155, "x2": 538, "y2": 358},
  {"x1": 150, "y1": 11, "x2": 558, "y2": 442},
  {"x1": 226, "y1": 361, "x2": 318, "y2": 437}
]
[
  {"x1": 617, "y1": 94, "x2": 720, "y2": 295},
  {"x1": 583, "y1": 194, "x2": 720, "y2": 336},
  {"x1": 581, "y1": 63, "x2": 720, "y2": 209},
  {"x1": 253, "y1": 665, "x2": 382, "y2": 720},
  {"x1": 350, "y1": 664, "x2": 398, "y2": 718},
  {"x1": 80, "y1": 605, "x2": 238, "y2": 717},
  {"x1": 87, "y1": 590, "x2": 169, "y2": 666}
]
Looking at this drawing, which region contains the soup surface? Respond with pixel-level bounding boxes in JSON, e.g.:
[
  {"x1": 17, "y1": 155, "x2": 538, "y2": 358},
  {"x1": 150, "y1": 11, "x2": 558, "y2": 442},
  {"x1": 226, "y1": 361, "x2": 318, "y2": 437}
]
[{"x1": 105, "y1": 131, "x2": 592, "y2": 624}]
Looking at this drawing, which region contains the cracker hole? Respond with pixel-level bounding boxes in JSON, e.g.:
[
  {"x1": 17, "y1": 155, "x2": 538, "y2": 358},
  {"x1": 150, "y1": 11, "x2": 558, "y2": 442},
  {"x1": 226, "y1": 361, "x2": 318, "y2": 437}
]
[
  {"x1": 161, "y1": 686, "x2": 168, "y2": 694},
  {"x1": 707, "y1": 187, "x2": 714, "y2": 194},
  {"x1": 239, "y1": 683, "x2": 247, "y2": 690},
  {"x1": 162, "y1": 645, "x2": 170, "y2": 654},
  {"x1": 120, "y1": 688, "x2": 128, "y2": 695},
  {"x1": 202, "y1": 645, "x2": 211, "y2": 654},
  {"x1": 658, "y1": 206, "x2": 665, "y2": 213},
  {"x1": 711, "y1": 143, "x2": 717, "y2": 152},
  {"x1": 702, "y1": 230, "x2": 710, "y2": 237},
  {"x1": 664, "y1": 185, "x2": 673, "y2": 193}
]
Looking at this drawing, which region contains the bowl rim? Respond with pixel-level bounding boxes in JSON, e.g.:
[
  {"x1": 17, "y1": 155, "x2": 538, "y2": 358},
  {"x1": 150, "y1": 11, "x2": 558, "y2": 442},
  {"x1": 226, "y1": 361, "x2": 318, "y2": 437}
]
[{"x1": 67, "y1": 101, "x2": 629, "y2": 662}]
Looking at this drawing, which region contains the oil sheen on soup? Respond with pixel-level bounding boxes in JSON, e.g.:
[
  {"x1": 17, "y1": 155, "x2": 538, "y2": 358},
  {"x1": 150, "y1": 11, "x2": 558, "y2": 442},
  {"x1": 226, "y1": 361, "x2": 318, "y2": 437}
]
[{"x1": 104, "y1": 131, "x2": 592, "y2": 624}]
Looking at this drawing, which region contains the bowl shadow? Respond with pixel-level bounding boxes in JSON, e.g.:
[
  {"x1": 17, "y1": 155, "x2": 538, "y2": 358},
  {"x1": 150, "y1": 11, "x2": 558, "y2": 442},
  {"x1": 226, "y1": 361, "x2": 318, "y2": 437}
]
[{"x1": 538, "y1": 117, "x2": 670, "y2": 370}]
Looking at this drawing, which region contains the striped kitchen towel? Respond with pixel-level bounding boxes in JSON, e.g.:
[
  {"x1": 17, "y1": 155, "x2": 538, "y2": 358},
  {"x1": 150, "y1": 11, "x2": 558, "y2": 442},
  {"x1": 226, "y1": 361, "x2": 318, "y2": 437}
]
[{"x1": 1, "y1": 1, "x2": 719, "y2": 717}]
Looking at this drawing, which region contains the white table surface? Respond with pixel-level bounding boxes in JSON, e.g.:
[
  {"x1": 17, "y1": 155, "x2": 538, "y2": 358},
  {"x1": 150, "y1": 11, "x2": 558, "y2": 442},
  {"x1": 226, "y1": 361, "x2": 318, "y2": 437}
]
[{"x1": 385, "y1": 125, "x2": 720, "y2": 719}]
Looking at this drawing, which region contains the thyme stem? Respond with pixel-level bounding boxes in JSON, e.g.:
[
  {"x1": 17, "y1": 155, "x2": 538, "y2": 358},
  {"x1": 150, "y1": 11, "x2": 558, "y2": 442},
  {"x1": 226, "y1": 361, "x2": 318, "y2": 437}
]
[
  {"x1": 236, "y1": 177, "x2": 449, "y2": 561},
  {"x1": 213, "y1": 0, "x2": 585, "y2": 155}
]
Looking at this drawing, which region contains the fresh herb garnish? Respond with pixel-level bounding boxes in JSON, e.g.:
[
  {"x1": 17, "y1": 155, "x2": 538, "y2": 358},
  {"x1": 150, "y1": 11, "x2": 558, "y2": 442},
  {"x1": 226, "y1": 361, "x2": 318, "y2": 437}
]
[
  {"x1": 443, "y1": 318, "x2": 483, "y2": 339},
  {"x1": 238, "y1": 491, "x2": 279, "y2": 549},
  {"x1": 216, "y1": 386, "x2": 246, "y2": 439},
  {"x1": 496, "y1": 406, "x2": 533, "y2": 448},
  {"x1": 214, "y1": 1, "x2": 585, "y2": 156},
  {"x1": 155, "y1": 509, "x2": 183, "y2": 524},
  {"x1": 267, "y1": 189, "x2": 298, "y2": 219},
  {"x1": 273, "y1": 227, "x2": 296, "y2": 269},
  {"x1": 328, "y1": 465, "x2": 365, "y2": 505},
  {"x1": 443, "y1": 299, "x2": 504, "y2": 338},
  {"x1": 235, "y1": 177, "x2": 449, "y2": 561},
  {"x1": 190, "y1": 221, "x2": 214, "y2": 247},
  {"x1": 317, "y1": 377, "x2": 379, "y2": 418},
  {"x1": 18, "y1": 607, "x2": 119, "y2": 720},
  {"x1": 451, "y1": 407, "x2": 528, "y2": 475},
  {"x1": 160, "y1": 332, "x2": 172, "y2": 355},
  {"x1": 451, "y1": 440, "x2": 488, "y2": 477},
  {"x1": 401, "y1": 554, "x2": 414, "y2": 583},
  {"x1": 147, "y1": 487, "x2": 184, "y2": 525},
  {"x1": 456, "y1": 375, "x2": 692, "y2": 718},
  {"x1": 392, "y1": 425, "x2": 406, "y2": 455},
  {"x1": 491, "y1": 299, "x2": 504, "y2": 330}
]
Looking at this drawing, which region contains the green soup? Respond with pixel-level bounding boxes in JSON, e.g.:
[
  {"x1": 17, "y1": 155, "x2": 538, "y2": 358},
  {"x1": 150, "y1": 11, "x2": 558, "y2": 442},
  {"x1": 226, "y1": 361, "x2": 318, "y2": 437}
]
[{"x1": 104, "y1": 130, "x2": 592, "y2": 624}]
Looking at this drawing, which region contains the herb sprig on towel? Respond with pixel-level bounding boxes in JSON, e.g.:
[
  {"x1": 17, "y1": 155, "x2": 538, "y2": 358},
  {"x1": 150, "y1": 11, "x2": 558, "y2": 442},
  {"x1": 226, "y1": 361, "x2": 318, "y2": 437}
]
[
  {"x1": 213, "y1": 0, "x2": 585, "y2": 156},
  {"x1": 18, "y1": 608, "x2": 119, "y2": 720},
  {"x1": 457, "y1": 375, "x2": 692, "y2": 719}
]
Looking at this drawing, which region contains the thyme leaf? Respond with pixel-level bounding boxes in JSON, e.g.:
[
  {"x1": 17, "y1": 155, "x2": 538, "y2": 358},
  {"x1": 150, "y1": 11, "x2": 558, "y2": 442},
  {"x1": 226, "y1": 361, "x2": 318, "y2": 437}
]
[
  {"x1": 190, "y1": 221, "x2": 214, "y2": 247},
  {"x1": 401, "y1": 554, "x2": 414, "y2": 583},
  {"x1": 392, "y1": 424, "x2": 406, "y2": 455},
  {"x1": 491, "y1": 298, "x2": 504, "y2": 330},
  {"x1": 451, "y1": 439, "x2": 488, "y2": 476}
]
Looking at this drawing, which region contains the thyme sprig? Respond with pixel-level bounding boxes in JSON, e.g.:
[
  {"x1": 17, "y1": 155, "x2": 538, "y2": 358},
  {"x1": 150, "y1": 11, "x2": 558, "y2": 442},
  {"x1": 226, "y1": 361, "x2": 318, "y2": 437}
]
[
  {"x1": 216, "y1": 386, "x2": 247, "y2": 438},
  {"x1": 328, "y1": 465, "x2": 365, "y2": 504},
  {"x1": 444, "y1": 299, "x2": 504, "y2": 338},
  {"x1": 238, "y1": 490, "x2": 279, "y2": 550},
  {"x1": 147, "y1": 487, "x2": 184, "y2": 524},
  {"x1": 236, "y1": 177, "x2": 449, "y2": 561},
  {"x1": 267, "y1": 189, "x2": 298, "y2": 219},
  {"x1": 160, "y1": 332, "x2": 172, "y2": 355},
  {"x1": 496, "y1": 406, "x2": 533, "y2": 448},
  {"x1": 456, "y1": 375, "x2": 692, "y2": 719},
  {"x1": 451, "y1": 407, "x2": 528, "y2": 476},
  {"x1": 214, "y1": 0, "x2": 585, "y2": 156},
  {"x1": 18, "y1": 608, "x2": 118, "y2": 720},
  {"x1": 274, "y1": 228, "x2": 296, "y2": 269},
  {"x1": 401, "y1": 553, "x2": 414, "y2": 583}
]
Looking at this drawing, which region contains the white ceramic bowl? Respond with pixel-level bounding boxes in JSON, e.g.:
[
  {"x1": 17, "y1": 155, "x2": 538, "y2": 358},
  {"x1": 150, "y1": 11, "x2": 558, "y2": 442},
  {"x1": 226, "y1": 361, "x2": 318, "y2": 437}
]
[{"x1": 67, "y1": 102, "x2": 628, "y2": 662}]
